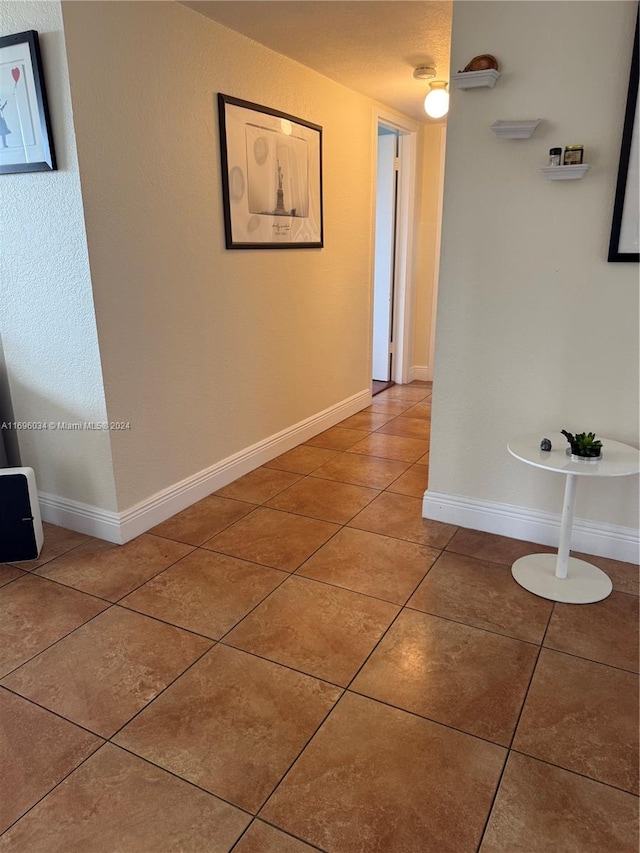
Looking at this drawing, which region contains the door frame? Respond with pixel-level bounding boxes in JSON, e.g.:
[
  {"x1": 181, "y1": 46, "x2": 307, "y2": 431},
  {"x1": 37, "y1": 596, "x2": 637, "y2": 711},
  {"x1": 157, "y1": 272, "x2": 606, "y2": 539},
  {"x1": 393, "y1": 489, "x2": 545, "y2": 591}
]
[
  {"x1": 371, "y1": 107, "x2": 419, "y2": 386},
  {"x1": 428, "y1": 124, "x2": 447, "y2": 381}
]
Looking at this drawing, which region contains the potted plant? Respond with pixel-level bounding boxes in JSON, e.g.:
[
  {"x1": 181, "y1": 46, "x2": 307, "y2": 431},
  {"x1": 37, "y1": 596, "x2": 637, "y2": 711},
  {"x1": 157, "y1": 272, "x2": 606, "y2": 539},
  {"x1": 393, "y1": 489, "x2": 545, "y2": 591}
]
[{"x1": 561, "y1": 430, "x2": 603, "y2": 461}]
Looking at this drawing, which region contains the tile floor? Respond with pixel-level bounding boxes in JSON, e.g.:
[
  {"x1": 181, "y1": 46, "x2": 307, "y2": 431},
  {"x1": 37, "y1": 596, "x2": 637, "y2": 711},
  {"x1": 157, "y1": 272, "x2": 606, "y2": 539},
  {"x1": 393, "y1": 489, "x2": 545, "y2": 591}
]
[{"x1": 1, "y1": 381, "x2": 638, "y2": 852}]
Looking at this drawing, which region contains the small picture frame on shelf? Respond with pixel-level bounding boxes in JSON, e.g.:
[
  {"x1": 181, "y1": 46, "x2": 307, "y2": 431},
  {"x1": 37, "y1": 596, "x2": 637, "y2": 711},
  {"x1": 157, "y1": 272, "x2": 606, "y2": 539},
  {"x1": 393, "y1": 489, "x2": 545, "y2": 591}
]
[
  {"x1": 563, "y1": 145, "x2": 584, "y2": 165},
  {"x1": 0, "y1": 30, "x2": 56, "y2": 174}
]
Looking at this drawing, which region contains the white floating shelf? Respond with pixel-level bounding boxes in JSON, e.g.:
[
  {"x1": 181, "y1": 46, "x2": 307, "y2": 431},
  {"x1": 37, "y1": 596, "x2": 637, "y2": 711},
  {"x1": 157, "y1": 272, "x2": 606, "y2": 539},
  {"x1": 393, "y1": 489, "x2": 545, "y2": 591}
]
[
  {"x1": 540, "y1": 164, "x2": 590, "y2": 180},
  {"x1": 491, "y1": 119, "x2": 541, "y2": 139},
  {"x1": 451, "y1": 69, "x2": 501, "y2": 89}
]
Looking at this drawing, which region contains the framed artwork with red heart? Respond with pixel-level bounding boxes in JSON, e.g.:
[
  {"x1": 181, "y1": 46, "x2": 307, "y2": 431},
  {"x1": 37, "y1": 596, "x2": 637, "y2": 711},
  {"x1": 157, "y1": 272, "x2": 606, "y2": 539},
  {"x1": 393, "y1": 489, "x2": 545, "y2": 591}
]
[{"x1": 0, "y1": 30, "x2": 56, "y2": 174}]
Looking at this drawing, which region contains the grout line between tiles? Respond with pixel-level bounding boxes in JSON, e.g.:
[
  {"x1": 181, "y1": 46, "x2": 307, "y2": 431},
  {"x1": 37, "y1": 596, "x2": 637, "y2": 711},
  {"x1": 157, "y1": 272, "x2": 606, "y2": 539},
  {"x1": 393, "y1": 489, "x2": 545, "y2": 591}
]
[
  {"x1": 246, "y1": 818, "x2": 329, "y2": 852},
  {"x1": 0, "y1": 683, "x2": 107, "y2": 741},
  {"x1": 7, "y1": 535, "x2": 92, "y2": 572},
  {"x1": 0, "y1": 599, "x2": 115, "y2": 682},
  {"x1": 474, "y1": 599, "x2": 557, "y2": 851},
  {"x1": 226, "y1": 819, "x2": 255, "y2": 853},
  {"x1": 215, "y1": 639, "x2": 345, "y2": 691},
  {"x1": 255, "y1": 689, "x2": 349, "y2": 823},
  {"x1": 0, "y1": 736, "x2": 106, "y2": 839},
  {"x1": 292, "y1": 557, "x2": 437, "y2": 609},
  {"x1": 540, "y1": 642, "x2": 640, "y2": 675},
  {"x1": 402, "y1": 603, "x2": 546, "y2": 647},
  {"x1": 507, "y1": 747, "x2": 640, "y2": 797},
  {"x1": 106, "y1": 641, "x2": 216, "y2": 743},
  {"x1": 343, "y1": 688, "x2": 513, "y2": 751},
  {"x1": 106, "y1": 741, "x2": 258, "y2": 819},
  {"x1": 506, "y1": 600, "x2": 556, "y2": 753}
]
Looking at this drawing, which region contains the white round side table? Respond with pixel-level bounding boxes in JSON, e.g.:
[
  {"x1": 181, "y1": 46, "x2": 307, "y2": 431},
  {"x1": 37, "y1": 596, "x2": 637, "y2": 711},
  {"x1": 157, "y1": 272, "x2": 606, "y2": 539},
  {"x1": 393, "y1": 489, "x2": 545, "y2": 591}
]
[{"x1": 507, "y1": 432, "x2": 640, "y2": 604}]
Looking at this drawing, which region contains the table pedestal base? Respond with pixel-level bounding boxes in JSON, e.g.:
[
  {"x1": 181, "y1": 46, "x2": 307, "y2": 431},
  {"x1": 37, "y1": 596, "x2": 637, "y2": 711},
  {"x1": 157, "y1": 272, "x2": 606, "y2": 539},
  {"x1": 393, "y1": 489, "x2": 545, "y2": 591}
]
[{"x1": 511, "y1": 554, "x2": 612, "y2": 604}]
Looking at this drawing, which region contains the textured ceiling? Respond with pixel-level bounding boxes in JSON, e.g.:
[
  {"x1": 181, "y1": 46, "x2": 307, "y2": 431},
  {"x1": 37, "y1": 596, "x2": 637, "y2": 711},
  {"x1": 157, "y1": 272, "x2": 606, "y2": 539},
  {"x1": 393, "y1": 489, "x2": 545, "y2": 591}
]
[{"x1": 181, "y1": 1, "x2": 452, "y2": 124}]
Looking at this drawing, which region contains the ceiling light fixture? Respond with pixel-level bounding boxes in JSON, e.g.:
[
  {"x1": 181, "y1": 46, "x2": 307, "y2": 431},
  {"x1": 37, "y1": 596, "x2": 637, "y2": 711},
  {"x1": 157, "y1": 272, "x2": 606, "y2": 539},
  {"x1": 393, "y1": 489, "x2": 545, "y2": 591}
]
[
  {"x1": 413, "y1": 65, "x2": 436, "y2": 81},
  {"x1": 424, "y1": 80, "x2": 449, "y2": 118}
]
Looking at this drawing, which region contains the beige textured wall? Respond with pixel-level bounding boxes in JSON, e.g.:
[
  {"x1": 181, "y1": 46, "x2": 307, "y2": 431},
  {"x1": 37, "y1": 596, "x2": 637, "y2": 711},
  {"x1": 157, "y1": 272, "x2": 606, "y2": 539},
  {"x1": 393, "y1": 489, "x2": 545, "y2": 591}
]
[
  {"x1": 0, "y1": 1, "x2": 117, "y2": 510},
  {"x1": 430, "y1": 1, "x2": 639, "y2": 528},
  {"x1": 412, "y1": 124, "x2": 446, "y2": 374},
  {"x1": 61, "y1": 0, "x2": 378, "y2": 509}
]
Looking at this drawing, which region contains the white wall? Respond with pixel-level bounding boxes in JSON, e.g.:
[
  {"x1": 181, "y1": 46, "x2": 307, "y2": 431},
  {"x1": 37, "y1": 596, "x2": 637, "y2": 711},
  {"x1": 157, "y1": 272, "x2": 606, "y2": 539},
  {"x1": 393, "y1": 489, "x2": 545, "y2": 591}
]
[
  {"x1": 0, "y1": 1, "x2": 117, "y2": 511},
  {"x1": 427, "y1": 1, "x2": 639, "y2": 554}
]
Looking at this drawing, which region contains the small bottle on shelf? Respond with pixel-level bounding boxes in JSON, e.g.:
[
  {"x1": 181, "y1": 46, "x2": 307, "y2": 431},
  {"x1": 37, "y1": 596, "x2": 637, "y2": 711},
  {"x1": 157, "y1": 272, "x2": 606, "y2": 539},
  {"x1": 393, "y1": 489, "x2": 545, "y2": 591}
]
[{"x1": 549, "y1": 147, "x2": 562, "y2": 166}]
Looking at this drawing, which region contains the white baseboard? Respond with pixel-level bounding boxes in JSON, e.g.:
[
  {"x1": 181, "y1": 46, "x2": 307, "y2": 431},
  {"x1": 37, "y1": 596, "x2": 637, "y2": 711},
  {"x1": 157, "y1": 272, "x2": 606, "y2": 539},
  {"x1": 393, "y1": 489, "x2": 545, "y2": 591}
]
[
  {"x1": 38, "y1": 389, "x2": 372, "y2": 544},
  {"x1": 409, "y1": 365, "x2": 432, "y2": 382},
  {"x1": 422, "y1": 489, "x2": 639, "y2": 564},
  {"x1": 38, "y1": 491, "x2": 122, "y2": 543}
]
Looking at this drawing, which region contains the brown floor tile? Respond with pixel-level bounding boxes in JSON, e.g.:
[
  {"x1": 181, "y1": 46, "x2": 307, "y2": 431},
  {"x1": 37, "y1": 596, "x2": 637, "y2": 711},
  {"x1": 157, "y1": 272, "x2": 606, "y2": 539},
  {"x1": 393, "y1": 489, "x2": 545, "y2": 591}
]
[
  {"x1": 215, "y1": 468, "x2": 302, "y2": 504},
  {"x1": 225, "y1": 575, "x2": 399, "y2": 686},
  {"x1": 367, "y1": 399, "x2": 414, "y2": 415},
  {"x1": 338, "y1": 411, "x2": 395, "y2": 431},
  {"x1": 376, "y1": 416, "x2": 430, "y2": 441},
  {"x1": 0, "y1": 743, "x2": 249, "y2": 852},
  {"x1": 261, "y1": 692, "x2": 505, "y2": 853},
  {"x1": 480, "y1": 752, "x2": 639, "y2": 853},
  {"x1": 297, "y1": 527, "x2": 438, "y2": 605},
  {"x1": 312, "y1": 452, "x2": 410, "y2": 490},
  {"x1": 446, "y1": 528, "x2": 554, "y2": 565},
  {"x1": 544, "y1": 591, "x2": 639, "y2": 672},
  {"x1": 513, "y1": 649, "x2": 639, "y2": 793},
  {"x1": 204, "y1": 507, "x2": 339, "y2": 572},
  {"x1": 35, "y1": 534, "x2": 193, "y2": 601},
  {"x1": 416, "y1": 451, "x2": 430, "y2": 464},
  {"x1": 305, "y1": 426, "x2": 370, "y2": 451},
  {"x1": 0, "y1": 564, "x2": 26, "y2": 588},
  {"x1": 114, "y1": 645, "x2": 341, "y2": 813},
  {"x1": 402, "y1": 401, "x2": 432, "y2": 419},
  {"x1": 8, "y1": 522, "x2": 90, "y2": 570},
  {"x1": 234, "y1": 821, "x2": 318, "y2": 852},
  {"x1": 378, "y1": 385, "x2": 430, "y2": 401},
  {"x1": 0, "y1": 688, "x2": 102, "y2": 834},
  {"x1": 120, "y1": 549, "x2": 286, "y2": 639},
  {"x1": 408, "y1": 552, "x2": 553, "y2": 644},
  {"x1": 385, "y1": 463, "x2": 428, "y2": 498},
  {"x1": 1, "y1": 607, "x2": 211, "y2": 737},
  {"x1": 149, "y1": 495, "x2": 256, "y2": 546},
  {"x1": 265, "y1": 478, "x2": 378, "y2": 525},
  {"x1": 263, "y1": 446, "x2": 339, "y2": 475},
  {"x1": 352, "y1": 610, "x2": 537, "y2": 746},
  {"x1": 0, "y1": 575, "x2": 108, "y2": 677},
  {"x1": 349, "y1": 492, "x2": 457, "y2": 549},
  {"x1": 348, "y1": 432, "x2": 429, "y2": 463},
  {"x1": 573, "y1": 551, "x2": 639, "y2": 596}
]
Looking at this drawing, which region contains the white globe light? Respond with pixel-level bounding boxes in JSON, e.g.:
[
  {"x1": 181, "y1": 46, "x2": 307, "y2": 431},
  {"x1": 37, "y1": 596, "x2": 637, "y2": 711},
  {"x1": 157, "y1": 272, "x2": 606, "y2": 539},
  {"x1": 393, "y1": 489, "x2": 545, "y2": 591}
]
[{"x1": 424, "y1": 87, "x2": 449, "y2": 118}]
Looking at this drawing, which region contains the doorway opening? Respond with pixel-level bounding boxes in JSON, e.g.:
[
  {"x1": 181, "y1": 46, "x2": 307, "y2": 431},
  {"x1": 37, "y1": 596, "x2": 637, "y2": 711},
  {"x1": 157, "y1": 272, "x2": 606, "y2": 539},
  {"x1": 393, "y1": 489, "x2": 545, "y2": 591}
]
[
  {"x1": 372, "y1": 126, "x2": 398, "y2": 394},
  {"x1": 371, "y1": 112, "x2": 418, "y2": 394}
]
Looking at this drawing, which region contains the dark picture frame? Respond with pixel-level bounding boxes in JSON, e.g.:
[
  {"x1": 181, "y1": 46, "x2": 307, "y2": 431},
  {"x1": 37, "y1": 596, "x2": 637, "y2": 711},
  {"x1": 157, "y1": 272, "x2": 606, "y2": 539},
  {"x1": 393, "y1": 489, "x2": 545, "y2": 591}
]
[
  {"x1": 217, "y1": 94, "x2": 323, "y2": 249},
  {"x1": 0, "y1": 30, "x2": 56, "y2": 174},
  {"x1": 608, "y1": 9, "x2": 639, "y2": 262}
]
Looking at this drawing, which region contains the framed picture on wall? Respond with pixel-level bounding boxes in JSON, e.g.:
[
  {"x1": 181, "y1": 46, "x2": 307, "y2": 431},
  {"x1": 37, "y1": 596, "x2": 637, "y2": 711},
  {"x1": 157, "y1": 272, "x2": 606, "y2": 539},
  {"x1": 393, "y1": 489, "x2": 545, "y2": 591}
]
[
  {"x1": 608, "y1": 9, "x2": 639, "y2": 261},
  {"x1": 217, "y1": 94, "x2": 323, "y2": 249},
  {"x1": 0, "y1": 30, "x2": 56, "y2": 174}
]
